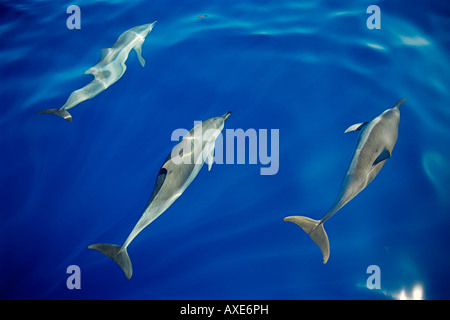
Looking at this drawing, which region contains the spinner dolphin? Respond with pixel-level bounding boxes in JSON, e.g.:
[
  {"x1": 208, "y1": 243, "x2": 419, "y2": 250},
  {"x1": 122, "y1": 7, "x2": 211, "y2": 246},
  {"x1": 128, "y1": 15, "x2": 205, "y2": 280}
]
[
  {"x1": 36, "y1": 22, "x2": 156, "y2": 122},
  {"x1": 284, "y1": 98, "x2": 407, "y2": 264},
  {"x1": 89, "y1": 112, "x2": 231, "y2": 279}
]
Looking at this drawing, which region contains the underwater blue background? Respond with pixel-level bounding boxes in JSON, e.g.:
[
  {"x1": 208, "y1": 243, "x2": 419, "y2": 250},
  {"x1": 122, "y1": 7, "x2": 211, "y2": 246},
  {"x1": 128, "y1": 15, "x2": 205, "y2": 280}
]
[{"x1": 1, "y1": 0, "x2": 450, "y2": 299}]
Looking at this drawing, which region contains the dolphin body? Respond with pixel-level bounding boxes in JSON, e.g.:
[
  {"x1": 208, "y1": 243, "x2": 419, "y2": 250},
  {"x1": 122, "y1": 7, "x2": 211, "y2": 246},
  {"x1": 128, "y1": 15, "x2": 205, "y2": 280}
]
[
  {"x1": 36, "y1": 22, "x2": 157, "y2": 122},
  {"x1": 89, "y1": 112, "x2": 231, "y2": 279},
  {"x1": 284, "y1": 98, "x2": 406, "y2": 264}
]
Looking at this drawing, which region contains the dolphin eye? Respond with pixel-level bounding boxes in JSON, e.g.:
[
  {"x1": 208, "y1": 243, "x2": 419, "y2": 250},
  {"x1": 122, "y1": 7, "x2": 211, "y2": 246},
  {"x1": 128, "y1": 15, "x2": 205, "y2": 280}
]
[{"x1": 158, "y1": 168, "x2": 167, "y2": 176}]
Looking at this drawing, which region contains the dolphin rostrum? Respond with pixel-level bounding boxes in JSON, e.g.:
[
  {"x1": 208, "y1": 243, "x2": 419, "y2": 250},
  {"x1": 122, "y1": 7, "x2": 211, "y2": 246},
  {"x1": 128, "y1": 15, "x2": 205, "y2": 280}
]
[
  {"x1": 36, "y1": 22, "x2": 156, "y2": 122},
  {"x1": 89, "y1": 112, "x2": 231, "y2": 279},
  {"x1": 284, "y1": 98, "x2": 406, "y2": 264}
]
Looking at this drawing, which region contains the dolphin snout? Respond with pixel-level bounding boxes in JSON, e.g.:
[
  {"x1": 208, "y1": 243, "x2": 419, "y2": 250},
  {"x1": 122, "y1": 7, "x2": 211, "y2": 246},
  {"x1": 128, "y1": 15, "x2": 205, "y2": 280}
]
[
  {"x1": 394, "y1": 98, "x2": 407, "y2": 109},
  {"x1": 222, "y1": 111, "x2": 232, "y2": 121}
]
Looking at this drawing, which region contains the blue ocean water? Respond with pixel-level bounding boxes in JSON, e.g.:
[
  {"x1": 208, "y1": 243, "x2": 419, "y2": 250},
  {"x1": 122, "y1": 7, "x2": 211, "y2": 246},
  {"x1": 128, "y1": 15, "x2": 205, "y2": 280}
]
[{"x1": 1, "y1": 0, "x2": 450, "y2": 300}]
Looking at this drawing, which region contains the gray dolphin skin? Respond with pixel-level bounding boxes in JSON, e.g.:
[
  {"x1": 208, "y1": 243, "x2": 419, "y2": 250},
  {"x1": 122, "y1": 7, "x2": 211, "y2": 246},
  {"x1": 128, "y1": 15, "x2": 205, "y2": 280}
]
[
  {"x1": 36, "y1": 22, "x2": 156, "y2": 122},
  {"x1": 89, "y1": 112, "x2": 231, "y2": 279},
  {"x1": 284, "y1": 98, "x2": 407, "y2": 264}
]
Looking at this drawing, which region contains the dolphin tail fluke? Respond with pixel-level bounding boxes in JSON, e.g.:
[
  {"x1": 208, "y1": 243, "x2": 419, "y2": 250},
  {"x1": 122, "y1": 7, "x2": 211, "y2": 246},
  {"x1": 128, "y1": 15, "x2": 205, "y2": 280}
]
[
  {"x1": 88, "y1": 243, "x2": 133, "y2": 279},
  {"x1": 35, "y1": 108, "x2": 72, "y2": 122},
  {"x1": 284, "y1": 216, "x2": 330, "y2": 264}
]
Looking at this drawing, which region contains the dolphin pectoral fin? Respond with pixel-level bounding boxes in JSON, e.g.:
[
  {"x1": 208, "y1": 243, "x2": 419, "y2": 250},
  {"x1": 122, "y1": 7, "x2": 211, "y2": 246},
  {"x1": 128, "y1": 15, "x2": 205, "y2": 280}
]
[
  {"x1": 208, "y1": 157, "x2": 213, "y2": 171},
  {"x1": 35, "y1": 108, "x2": 72, "y2": 122},
  {"x1": 88, "y1": 243, "x2": 133, "y2": 279},
  {"x1": 207, "y1": 147, "x2": 215, "y2": 171},
  {"x1": 133, "y1": 43, "x2": 146, "y2": 67},
  {"x1": 344, "y1": 122, "x2": 368, "y2": 133},
  {"x1": 373, "y1": 148, "x2": 391, "y2": 166},
  {"x1": 137, "y1": 53, "x2": 145, "y2": 67},
  {"x1": 154, "y1": 168, "x2": 167, "y2": 191},
  {"x1": 145, "y1": 167, "x2": 167, "y2": 207},
  {"x1": 284, "y1": 216, "x2": 330, "y2": 264}
]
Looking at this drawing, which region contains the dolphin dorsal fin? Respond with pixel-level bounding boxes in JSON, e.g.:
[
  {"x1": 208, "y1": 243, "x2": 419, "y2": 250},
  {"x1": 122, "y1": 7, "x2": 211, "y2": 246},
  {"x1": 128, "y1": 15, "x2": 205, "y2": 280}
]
[
  {"x1": 100, "y1": 48, "x2": 113, "y2": 60},
  {"x1": 84, "y1": 66, "x2": 96, "y2": 75},
  {"x1": 373, "y1": 148, "x2": 391, "y2": 166},
  {"x1": 344, "y1": 122, "x2": 368, "y2": 133}
]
